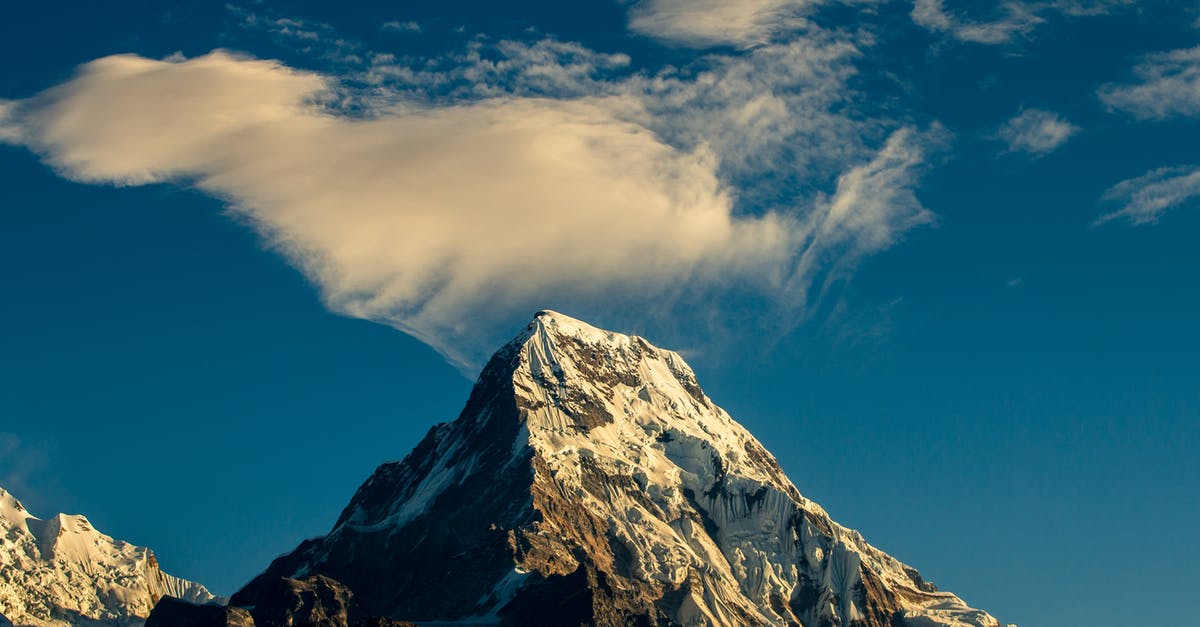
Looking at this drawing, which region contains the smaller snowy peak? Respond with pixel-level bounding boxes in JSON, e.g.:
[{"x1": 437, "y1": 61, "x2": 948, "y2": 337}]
[
  {"x1": 0, "y1": 488, "x2": 34, "y2": 532},
  {"x1": 0, "y1": 485, "x2": 220, "y2": 627},
  {"x1": 29, "y1": 512, "x2": 114, "y2": 567}
]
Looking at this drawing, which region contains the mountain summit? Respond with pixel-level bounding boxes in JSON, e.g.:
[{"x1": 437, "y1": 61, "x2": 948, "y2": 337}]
[{"x1": 234, "y1": 310, "x2": 1011, "y2": 626}]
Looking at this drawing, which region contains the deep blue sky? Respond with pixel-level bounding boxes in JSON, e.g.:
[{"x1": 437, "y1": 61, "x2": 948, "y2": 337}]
[{"x1": 2, "y1": 2, "x2": 1199, "y2": 626}]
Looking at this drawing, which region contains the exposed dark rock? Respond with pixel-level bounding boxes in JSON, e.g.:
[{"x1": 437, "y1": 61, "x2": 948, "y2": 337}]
[
  {"x1": 856, "y1": 567, "x2": 902, "y2": 627},
  {"x1": 903, "y1": 566, "x2": 939, "y2": 593},
  {"x1": 495, "y1": 567, "x2": 593, "y2": 626},
  {"x1": 249, "y1": 575, "x2": 355, "y2": 627},
  {"x1": 349, "y1": 619, "x2": 418, "y2": 627},
  {"x1": 145, "y1": 597, "x2": 254, "y2": 627},
  {"x1": 151, "y1": 578, "x2": 418, "y2": 627}
]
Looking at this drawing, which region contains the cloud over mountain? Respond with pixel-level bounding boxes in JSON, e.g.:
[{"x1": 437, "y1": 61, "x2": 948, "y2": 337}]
[{"x1": 1, "y1": 46, "x2": 937, "y2": 370}]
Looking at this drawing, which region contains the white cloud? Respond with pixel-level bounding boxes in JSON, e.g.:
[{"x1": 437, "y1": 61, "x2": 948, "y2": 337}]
[
  {"x1": 229, "y1": 5, "x2": 364, "y2": 66},
  {"x1": 3, "y1": 50, "x2": 938, "y2": 369},
  {"x1": 626, "y1": 37, "x2": 875, "y2": 208},
  {"x1": 363, "y1": 39, "x2": 632, "y2": 100},
  {"x1": 1099, "y1": 46, "x2": 1200, "y2": 120},
  {"x1": 791, "y1": 126, "x2": 942, "y2": 301},
  {"x1": 360, "y1": 32, "x2": 880, "y2": 210},
  {"x1": 912, "y1": 0, "x2": 1132, "y2": 45},
  {"x1": 629, "y1": 0, "x2": 1132, "y2": 49},
  {"x1": 628, "y1": 0, "x2": 818, "y2": 48},
  {"x1": 996, "y1": 108, "x2": 1079, "y2": 155},
  {"x1": 0, "y1": 100, "x2": 20, "y2": 142},
  {"x1": 1095, "y1": 165, "x2": 1200, "y2": 226},
  {"x1": 382, "y1": 20, "x2": 421, "y2": 33},
  {"x1": 912, "y1": 0, "x2": 1041, "y2": 44},
  {"x1": 337, "y1": 29, "x2": 939, "y2": 326}
]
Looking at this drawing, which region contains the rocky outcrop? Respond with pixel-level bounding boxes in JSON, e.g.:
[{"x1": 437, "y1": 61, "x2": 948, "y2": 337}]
[
  {"x1": 146, "y1": 597, "x2": 254, "y2": 627},
  {"x1": 236, "y1": 311, "x2": 1012, "y2": 627},
  {"x1": 151, "y1": 576, "x2": 414, "y2": 627},
  {"x1": 247, "y1": 575, "x2": 356, "y2": 626}
]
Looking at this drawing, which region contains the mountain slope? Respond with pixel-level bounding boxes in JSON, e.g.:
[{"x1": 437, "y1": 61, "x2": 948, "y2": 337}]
[
  {"x1": 235, "y1": 310, "x2": 1011, "y2": 626},
  {"x1": 0, "y1": 487, "x2": 219, "y2": 626}
]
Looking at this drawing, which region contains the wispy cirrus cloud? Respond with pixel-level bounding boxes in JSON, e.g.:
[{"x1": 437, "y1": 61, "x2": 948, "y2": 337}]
[
  {"x1": 627, "y1": 0, "x2": 1130, "y2": 49},
  {"x1": 228, "y1": 4, "x2": 364, "y2": 66},
  {"x1": 0, "y1": 49, "x2": 940, "y2": 369},
  {"x1": 627, "y1": 0, "x2": 825, "y2": 48},
  {"x1": 912, "y1": 0, "x2": 1132, "y2": 45},
  {"x1": 912, "y1": 0, "x2": 1042, "y2": 44},
  {"x1": 1094, "y1": 42, "x2": 1200, "y2": 227},
  {"x1": 790, "y1": 126, "x2": 943, "y2": 304},
  {"x1": 362, "y1": 38, "x2": 633, "y2": 100},
  {"x1": 1094, "y1": 165, "x2": 1200, "y2": 226},
  {"x1": 1100, "y1": 46, "x2": 1200, "y2": 120},
  {"x1": 996, "y1": 108, "x2": 1079, "y2": 155},
  {"x1": 381, "y1": 20, "x2": 421, "y2": 34},
  {"x1": 359, "y1": 29, "x2": 916, "y2": 214}
]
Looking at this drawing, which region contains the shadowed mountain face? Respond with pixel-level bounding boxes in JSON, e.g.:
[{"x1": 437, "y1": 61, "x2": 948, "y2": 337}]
[{"x1": 234, "y1": 311, "x2": 1012, "y2": 627}]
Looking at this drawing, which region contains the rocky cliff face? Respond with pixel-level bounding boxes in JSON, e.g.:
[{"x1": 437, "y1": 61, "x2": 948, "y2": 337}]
[
  {"x1": 234, "y1": 310, "x2": 1012, "y2": 627},
  {"x1": 0, "y1": 486, "x2": 219, "y2": 626}
]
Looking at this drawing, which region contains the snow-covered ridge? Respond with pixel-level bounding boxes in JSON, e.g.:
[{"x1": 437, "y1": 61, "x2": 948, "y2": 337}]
[{"x1": 0, "y1": 487, "x2": 219, "y2": 627}]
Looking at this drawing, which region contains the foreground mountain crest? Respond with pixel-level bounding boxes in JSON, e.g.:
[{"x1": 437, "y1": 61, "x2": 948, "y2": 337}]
[
  {"x1": 235, "y1": 310, "x2": 1012, "y2": 626},
  {"x1": 0, "y1": 487, "x2": 218, "y2": 626}
]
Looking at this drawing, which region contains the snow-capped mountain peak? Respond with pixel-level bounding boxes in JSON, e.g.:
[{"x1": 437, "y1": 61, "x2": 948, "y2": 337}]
[
  {"x1": 0, "y1": 487, "x2": 220, "y2": 626},
  {"x1": 235, "y1": 311, "x2": 1013, "y2": 626}
]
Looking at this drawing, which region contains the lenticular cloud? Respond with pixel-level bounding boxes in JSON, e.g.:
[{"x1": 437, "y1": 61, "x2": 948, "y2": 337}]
[
  {"x1": 1, "y1": 51, "x2": 934, "y2": 370},
  {"x1": 2, "y1": 52, "x2": 791, "y2": 365}
]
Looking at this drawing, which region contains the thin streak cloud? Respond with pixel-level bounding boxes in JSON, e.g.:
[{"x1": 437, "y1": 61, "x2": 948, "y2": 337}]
[
  {"x1": 912, "y1": 0, "x2": 1133, "y2": 45},
  {"x1": 1100, "y1": 46, "x2": 1200, "y2": 120},
  {"x1": 627, "y1": 0, "x2": 819, "y2": 48},
  {"x1": 1095, "y1": 165, "x2": 1200, "y2": 226}
]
